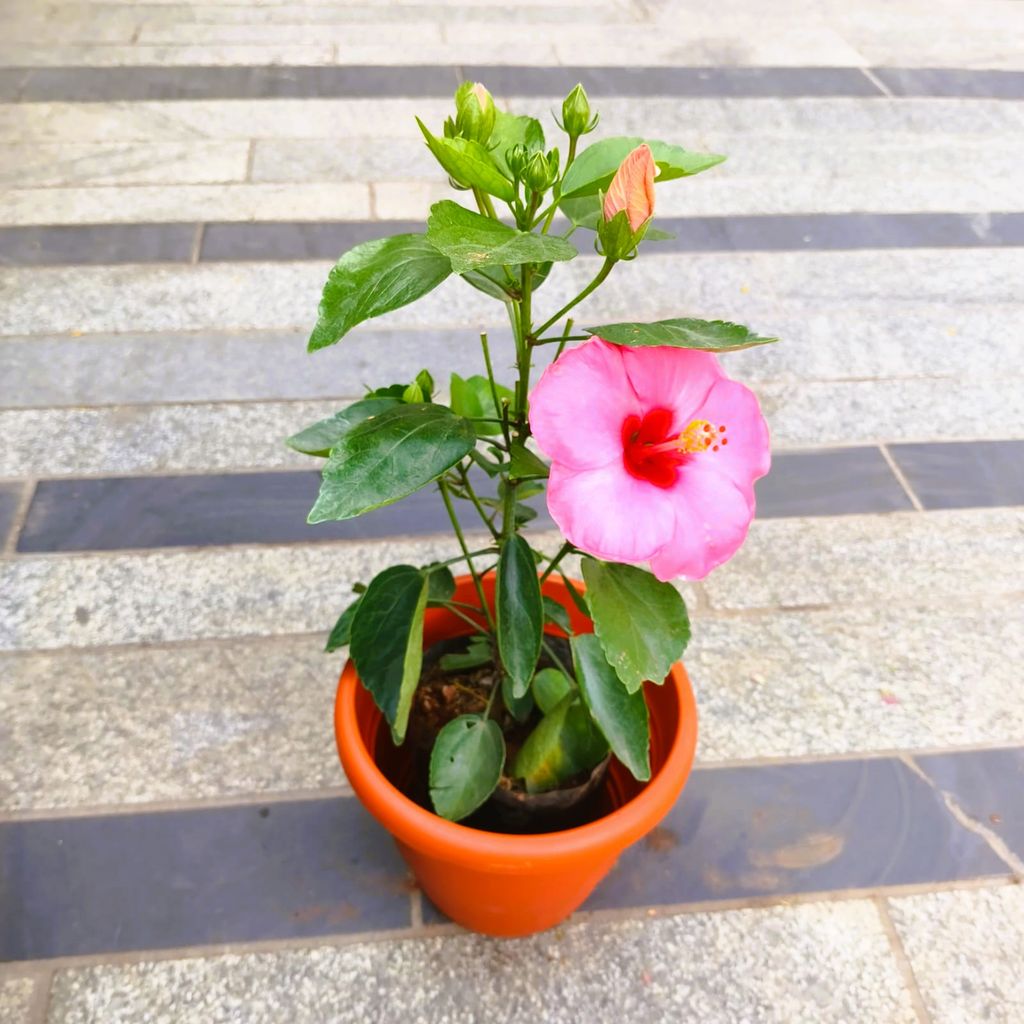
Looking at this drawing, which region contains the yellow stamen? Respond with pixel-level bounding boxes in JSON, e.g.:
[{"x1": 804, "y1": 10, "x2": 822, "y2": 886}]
[{"x1": 679, "y1": 419, "x2": 716, "y2": 454}]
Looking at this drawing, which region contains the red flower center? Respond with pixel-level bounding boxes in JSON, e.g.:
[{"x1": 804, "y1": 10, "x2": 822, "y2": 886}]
[{"x1": 621, "y1": 407, "x2": 728, "y2": 489}]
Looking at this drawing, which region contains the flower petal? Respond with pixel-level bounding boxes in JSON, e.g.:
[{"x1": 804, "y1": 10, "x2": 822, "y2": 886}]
[
  {"x1": 620, "y1": 346, "x2": 723, "y2": 430},
  {"x1": 529, "y1": 339, "x2": 641, "y2": 470},
  {"x1": 649, "y1": 465, "x2": 755, "y2": 581},
  {"x1": 603, "y1": 143, "x2": 656, "y2": 232},
  {"x1": 688, "y1": 377, "x2": 771, "y2": 487},
  {"x1": 547, "y1": 460, "x2": 677, "y2": 564}
]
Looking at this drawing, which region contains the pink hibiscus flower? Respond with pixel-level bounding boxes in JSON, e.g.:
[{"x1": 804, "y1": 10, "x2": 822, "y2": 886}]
[{"x1": 529, "y1": 338, "x2": 770, "y2": 581}]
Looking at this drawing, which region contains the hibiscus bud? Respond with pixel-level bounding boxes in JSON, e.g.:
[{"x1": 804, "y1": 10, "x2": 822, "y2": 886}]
[
  {"x1": 454, "y1": 81, "x2": 496, "y2": 144},
  {"x1": 602, "y1": 144, "x2": 656, "y2": 232},
  {"x1": 524, "y1": 148, "x2": 559, "y2": 193},
  {"x1": 505, "y1": 143, "x2": 531, "y2": 182},
  {"x1": 561, "y1": 83, "x2": 597, "y2": 139}
]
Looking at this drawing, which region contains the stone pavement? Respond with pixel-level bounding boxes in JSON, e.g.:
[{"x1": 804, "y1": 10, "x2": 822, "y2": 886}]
[{"x1": 1, "y1": 0, "x2": 1024, "y2": 1021}]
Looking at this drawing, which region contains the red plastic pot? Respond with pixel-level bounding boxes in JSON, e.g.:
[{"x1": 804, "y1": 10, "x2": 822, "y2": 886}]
[{"x1": 334, "y1": 573, "x2": 698, "y2": 937}]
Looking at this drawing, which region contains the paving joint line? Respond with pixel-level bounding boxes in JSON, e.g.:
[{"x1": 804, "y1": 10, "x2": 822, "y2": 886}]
[
  {"x1": 860, "y1": 67, "x2": 895, "y2": 97},
  {"x1": 2, "y1": 478, "x2": 35, "y2": 556},
  {"x1": 899, "y1": 753, "x2": 1024, "y2": 878},
  {"x1": 873, "y1": 896, "x2": 933, "y2": 1024},
  {"x1": 878, "y1": 442, "x2": 926, "y2": 511}
]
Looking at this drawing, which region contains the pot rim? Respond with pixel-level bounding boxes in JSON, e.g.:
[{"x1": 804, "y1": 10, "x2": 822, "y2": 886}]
[{"x1": 334, "y1": 575, "x2": 698, "y2": 871}]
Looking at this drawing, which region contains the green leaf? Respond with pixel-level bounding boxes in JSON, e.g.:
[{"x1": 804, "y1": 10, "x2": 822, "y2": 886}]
[
  {"x1": 308, "y1": 404, "x2": 476, "y2": 523},
  {"x1": 559, "y1": 573, "x2": 590, "y2": 617},
  {"x1": 496, "y1": 534, "x2": 543, "y2": 698},
  {"x1": 508, "y1": 443, "x2": 549, "y2": 480},
  {"x1": 439, "y1": 635, "x2": 493, "y2": 671},
  {"x1": 426, "y1": 201, "x2": 577, "y2": 276},
  {"x1": 502, "y1": 673, "x2": 535, "y2": 723},
  {"x1": 417, "y1": 119, "x2": 516, "y2": 201},
  {"x1": 462, "y1": 264, "x2": 515, "y2": 301},
  {"x1": 286, "y1": 397, "x2": 402, "y2": 457},
  {"x1": 429, "y1": 714, "x2": 505, "y2": 820},
  {"x1": 489, "y1": 111, "x2": 545, "y2": 179},
  {"x1": 585, "y1": 318, "x2": 778, "y2": 352},
  {"x1": 350, "y1": 565, "x2": 430, "y2": 744},
  {"x1": 449, "y1": 372, "x2": 514, "y2": 437},
  {"x1": 325, "y1": 595, "x2": 362, "y2": 652},
  {"x1": 308, "y1": 234, "x2": 451, "y2": 351},
  {"x1": 558, "y1": 193, "x2": 602, "y2": 230},
  {"x1": 425, "y1": 564, "x2": 456, "y2": 603},
  {"x1": 542, "y1": 595, "x2": 572, "y2": 635},
  {"x1": 572, "y1": 633, "x2": 650, "y2": 780},
  {"x1": 532, "y1": 667, "x2": 573, "y2": 714},
  {"x1": 560, "y1": 137, "x2": 726, "y2": 200},
  {"x1": 512, "y1": 696, "x2": 608, "y2": 794},
  {"x1": 581, "y1": 558, "x2": 690, "y2": 693}
]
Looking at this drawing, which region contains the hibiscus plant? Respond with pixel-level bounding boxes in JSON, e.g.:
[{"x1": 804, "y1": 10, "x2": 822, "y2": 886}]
[{"x1": 289, "y1": 82, "x2": 774, "y2": 822}]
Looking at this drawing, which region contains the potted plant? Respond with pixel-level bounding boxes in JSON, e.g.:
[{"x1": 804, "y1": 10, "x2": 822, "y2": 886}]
[{"x1": 288, "y1": 81, "x2": 774, "y2": 936}]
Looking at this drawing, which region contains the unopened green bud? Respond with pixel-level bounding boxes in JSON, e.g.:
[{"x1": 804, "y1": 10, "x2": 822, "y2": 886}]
[
  {"x1": 505, "y1": 143, "x2": 531, "y2": 182},
  {"x1": 561, "y1": 83, "x2": 597, "y2": 138},
  {"x1": 454, "y1": 81, "x2": 496, "y2": 144},
  {"x1": 524, "y1": 148, "x2": 560, "y2": 193}
]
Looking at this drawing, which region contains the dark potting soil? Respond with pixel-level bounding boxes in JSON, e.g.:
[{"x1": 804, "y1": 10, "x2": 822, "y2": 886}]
[{"x1": 374, "y1": 635, "x2": 615, "y2": 835}]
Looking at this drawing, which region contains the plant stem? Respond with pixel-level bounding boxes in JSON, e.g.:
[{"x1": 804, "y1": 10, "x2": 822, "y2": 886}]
[
  {"x1": 438, "y1": 479, "x2": 496, "y2": 631},
  {"x1": 532, "y1": 258, "x2": 614, "y2": 339},
  {"x1": 439, "y1": 602, "x2": 492, "y2": 638},
  {"x1": 434, "y1": 547, "x2": 498, "y2": 569},
  {"x1": 480, "y1": 332, "x2": 512, "y2": 449},
  {"x1": 541, "y1": 637, "x2": 574, "y2": 680},
  {"x1": 539, "y1": 136, "x2": 577, "y2": 234},
  {"x1": 457, "y1": 465, "x2": 500, "y2": 540},
  {"x1": 539, "y1": 540, "x2": 574, "y2": 583}
]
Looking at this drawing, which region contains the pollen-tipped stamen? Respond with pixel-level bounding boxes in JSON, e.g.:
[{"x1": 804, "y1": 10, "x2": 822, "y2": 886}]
[{"x1": 643, "y1": 419, "x2": 727, "y2": 456}]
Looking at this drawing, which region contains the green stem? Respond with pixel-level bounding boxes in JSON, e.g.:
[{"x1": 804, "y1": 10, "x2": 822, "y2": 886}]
[
  {"x1": 539, "y1": 136, "x2": 578, "y2": 234},
  {"x1": 438, "y1": 479, "x2": 496, "y2": 631},
  {"x1": 479, "y1": 333, "x2": 512, "y2": 449},
  {"x1": 439, "y1": 602, "x2": 492, "y2": 638},
  {"x1": 539, "y1": 540, "x2": 574, "y2": 584},
  {"x1": 435, "y1": 547, "x2": 498, "y2": 569},
  {"x1": 533, "y1": 258, "x2": 614, "y2": 339},
  {"x1": 541, "y1": 637, "x2": 574, "y2": 680},
  {"x1": 458, "y1": 465, "x2": 500, "y2": 540}
]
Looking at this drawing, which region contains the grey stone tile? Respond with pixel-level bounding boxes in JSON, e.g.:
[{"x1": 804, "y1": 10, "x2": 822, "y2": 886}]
[
  {"x1": 0, "y1": 482, "x2": 25, "y2": 550},
  {"x1": 0, "y1": 327, "x2": 520, "y2": 408},
  {"x1": 0, "y1": 224, "x2": 195, "y2": 267},
  {"x1": 691, "y1": 604, "x2": 1024, "y2": 762},
  {"x1": 0, "y1": 974, "x2": 37, "y2": 1021},
  {"x1": 873, "y1": 67, "x2": 1024, "y2": 99},
  {"x1": 889, "y1": 441, "x2": 1024, "y2": 511},
  {"x1": 756, "y1": 447, "x2": 912, "y2": 518},
  {"x1": 0, "y1": 639, "x2": 345, "y2": 812},
  {"x1": 913, "y1": 748, "x2": 1024, "y2": 862},
  {"x1": 46, "y1": 901, "x2": 918, "y2": 1023},
  {"x1": 0, "y1": 68, "x2": 30, "y2": 102},
  {"x1": 703, "y1": 508, "x2": 1024, "y2": 611},
  {"x1": 200, "y1": 220, "x2": 420, "y2": 262},
  {"x1": 889, "y1": 886, "x2": 1024, "y2": 1024},
  {"x1": 0, "y1": 532, "x2": 502, "y2": 651},
  {"x1": 0, "y1": 797, "x2": 411, "y2": 960},
  {"x1": 16, "y1": 470, "x2": 550, "y2": 552},
  {"x1": 582, "y1": 757, "x2": 1009, "y2": 911},
  {"x1": 13, "y1": 65, "x2": 461, "y2": 102}
]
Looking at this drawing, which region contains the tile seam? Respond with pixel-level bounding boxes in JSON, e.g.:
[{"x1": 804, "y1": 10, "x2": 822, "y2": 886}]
[
  {"x1": 878, "y1": 443, "x2": 926, "y2": 511},
  {"x1": 873, "y1": 895, "x2": 934, "y2": 1024},
  {"x1": 1, "y1": 478, "x2": 35, "y2": 555},
  {"x1": 899, "y1": 753, "x2": 1024, "y2": 877}
]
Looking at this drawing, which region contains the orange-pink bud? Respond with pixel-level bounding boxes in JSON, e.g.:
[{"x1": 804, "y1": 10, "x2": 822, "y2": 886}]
[{"x1": 602, "y1": 144, "x2": 656, "y2": 232}]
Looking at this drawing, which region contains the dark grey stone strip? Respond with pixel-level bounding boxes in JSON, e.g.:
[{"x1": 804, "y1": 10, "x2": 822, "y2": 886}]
[
  {"x1": 4, "y1": 213, "x2": 1023, "y2": 268},
  {"x1": 14, "y1": 446, "x2": 918, "y2": 554},
  {"x1": 0, "y1": 224, "x2": 197, "y2": 268},
  {"x1": 0, "y1": 65, "x2": 884, "y2": 102},
  {"x1": 888, "y1": 441, "x2": 1024, "y2": 511},
  {"x1": 872, "y1": 67, "x2": 1024, "y2": 99},
  {"x1": 3, "y1": 749, "x2": 1017, "y2": 960},
  {"x1": 4, "y1": 65, "x2": 1022, "y2": 104},
  {"x1": 913, "y1": 748, "x2": 1024, "y2": 863},
  {"x1": 0, "y1": 798, "x2": 413, "y2": 961}
]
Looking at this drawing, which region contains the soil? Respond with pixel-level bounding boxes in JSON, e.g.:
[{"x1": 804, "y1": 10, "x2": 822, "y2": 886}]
[{"x1": 379, "y1": 635, "x2": 614, "y2": 834}]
